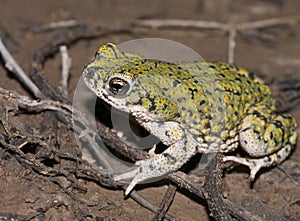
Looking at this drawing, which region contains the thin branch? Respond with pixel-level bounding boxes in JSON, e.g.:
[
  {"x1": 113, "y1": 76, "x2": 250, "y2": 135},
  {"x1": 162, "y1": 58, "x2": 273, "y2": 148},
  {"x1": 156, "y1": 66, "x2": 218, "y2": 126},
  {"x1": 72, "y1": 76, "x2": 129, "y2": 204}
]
[
  {"x1": 128, "y1": 189, "x2": 175, "y2": 221},
  {"x1": 26, "y1": 19, "x2": 84, "y2": 34},
  {"x1": 134, "y1": 15, "x2": 300, "y2": 32},
  {"x1": 277, "y1": 165, "x2": 300, "y2": 186},
  {"x1": 0, "y1": 23, "x2": 19, "y2": 53},
  {"x1": 236, "y1": 14, "x2": 300, "y2": 31},
  {"x1": 168, "y1": 171, "x2": 205, "y2": 198},
  {"x1": 134, "y1": 19, "x2": 228, "y2": 31},
  {"x1": 0, "y1": 86, "x2": 71, "y2": 115},
  {"x1": 203, "y1": 154, "x2": 232, "y2": 221},
  {"x1": 59, "y1": 45, "x2": 71, "y2": 97},
  {"x1": 134, "y1": 15, "x2": 300, "y2": 66},
  {"x1": 0, "y1": 38, "x2": 44, "y2": 99},
  {"x1": 228, "y1": 28, "x2": 237, "y2": 64},
  {"x1": 152, "y1": 184, "x2": 177, "y2": 221}
]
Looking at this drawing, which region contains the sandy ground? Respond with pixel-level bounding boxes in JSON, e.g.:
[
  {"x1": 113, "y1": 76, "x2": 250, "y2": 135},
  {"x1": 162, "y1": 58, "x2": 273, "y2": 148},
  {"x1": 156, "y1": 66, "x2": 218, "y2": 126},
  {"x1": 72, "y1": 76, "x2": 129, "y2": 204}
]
[{"x1": 0, "y1": 0, "x2": 300, "y2": 220}]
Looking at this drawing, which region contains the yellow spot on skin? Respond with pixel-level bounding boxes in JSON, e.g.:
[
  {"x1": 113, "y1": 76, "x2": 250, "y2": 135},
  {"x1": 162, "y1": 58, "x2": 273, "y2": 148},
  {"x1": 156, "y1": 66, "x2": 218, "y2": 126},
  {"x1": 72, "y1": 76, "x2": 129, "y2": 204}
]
[
  {"x1": 227, "y1": 123, "x2": 233, "y2": 130},
  {"x1": 221, "y1": 131, "x2": 228, "y2": 140},
  {"x1": 204, "y1": 106, "x2": 211, "y2": 113},
  {"x1": 213, "y1": 125, "x2": 221, "y2": 133},
  {"x1": 202, "y1": 129, "x2": 210, "y2": 135},
  {"x1": 202, "y1": 119, "x2": 209, "y2": 127}
]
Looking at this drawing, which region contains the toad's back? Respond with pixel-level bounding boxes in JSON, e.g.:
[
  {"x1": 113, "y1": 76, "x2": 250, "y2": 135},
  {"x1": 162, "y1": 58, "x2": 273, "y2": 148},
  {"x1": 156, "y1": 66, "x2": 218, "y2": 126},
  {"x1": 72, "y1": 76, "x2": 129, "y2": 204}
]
[{"x1": 116, "y1": 60, "x2": 274, "y2": 151}]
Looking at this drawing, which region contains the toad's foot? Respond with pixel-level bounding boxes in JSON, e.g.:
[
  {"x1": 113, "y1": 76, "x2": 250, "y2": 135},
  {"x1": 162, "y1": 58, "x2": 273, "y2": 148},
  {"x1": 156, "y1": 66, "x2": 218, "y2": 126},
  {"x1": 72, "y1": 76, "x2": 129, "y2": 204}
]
[
  {"x1": 114, "y1": 138, "x2": 197, "y2": 196},
  {"x1": 223, "y1": 133, "x2": 296, "y2": 180},
  {"x1": 114, "y1": 159, "x2": 158, "y2": 196}
]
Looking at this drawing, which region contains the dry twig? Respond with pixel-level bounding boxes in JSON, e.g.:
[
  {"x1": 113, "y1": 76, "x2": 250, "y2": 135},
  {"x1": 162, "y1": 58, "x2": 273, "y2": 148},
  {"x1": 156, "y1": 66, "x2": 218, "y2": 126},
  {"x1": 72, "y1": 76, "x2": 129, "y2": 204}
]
[
  {"x1": 129, "y1": 189, "x2": 175, "y2": 221},
  {"x1": 134, "y1": 15, "x2": 300, "y2": 63},
  {"x1": 26, "y1": 19, "x2": 84, "y2": 34},
  {"x1": 59, "y1": 45, "x2": 72, "y2": 97},
  {"x1": 152, "y1": 184, "x2": 177, "y2": 221},
  {"x1": 134, "y1": 19, "x2": 228, "y2": 30},
  {"x1": 228, "y1": 28, "x2": 237, "y2": 64},
  {"x1": 0, "y1": 38, "x2": 44, "y2": 99},
  {"x1": 0, "y1": 24, "x2": 19, "y2": 53}
]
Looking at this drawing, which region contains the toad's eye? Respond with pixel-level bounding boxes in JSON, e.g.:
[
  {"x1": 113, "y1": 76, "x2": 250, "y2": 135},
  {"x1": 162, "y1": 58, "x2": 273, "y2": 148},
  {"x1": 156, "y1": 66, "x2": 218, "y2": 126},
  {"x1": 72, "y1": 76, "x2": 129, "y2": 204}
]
[{"x1": 108, "y1": 77, "x2": 130, "y2": 97}]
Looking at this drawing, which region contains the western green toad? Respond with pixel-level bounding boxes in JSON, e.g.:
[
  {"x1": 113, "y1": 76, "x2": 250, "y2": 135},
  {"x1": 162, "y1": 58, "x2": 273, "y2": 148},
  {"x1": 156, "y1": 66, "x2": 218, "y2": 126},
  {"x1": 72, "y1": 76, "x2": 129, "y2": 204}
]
[{"x1": 83, "y1": 43, "x2": 297, "y2": 196}]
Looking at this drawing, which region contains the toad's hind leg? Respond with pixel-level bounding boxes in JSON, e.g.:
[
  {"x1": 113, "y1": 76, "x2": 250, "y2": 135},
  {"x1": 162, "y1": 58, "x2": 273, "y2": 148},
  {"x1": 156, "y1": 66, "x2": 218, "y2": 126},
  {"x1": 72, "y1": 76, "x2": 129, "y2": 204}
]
[{"x1": 223, "y1": 104, "x2": 297, "y2": 180}]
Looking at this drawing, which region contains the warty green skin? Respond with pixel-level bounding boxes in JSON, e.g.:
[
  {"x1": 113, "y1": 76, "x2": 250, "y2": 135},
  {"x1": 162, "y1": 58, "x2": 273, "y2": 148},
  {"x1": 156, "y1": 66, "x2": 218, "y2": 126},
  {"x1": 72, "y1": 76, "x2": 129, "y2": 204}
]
[{"x1": 83, "y1": 43, "x2": 297, "y2": 196}]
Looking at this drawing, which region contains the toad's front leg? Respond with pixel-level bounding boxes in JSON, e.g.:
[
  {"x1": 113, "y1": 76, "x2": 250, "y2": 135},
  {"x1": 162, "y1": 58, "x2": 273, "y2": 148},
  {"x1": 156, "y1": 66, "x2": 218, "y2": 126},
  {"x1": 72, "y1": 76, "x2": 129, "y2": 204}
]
[{"x1": 114, "y1": 138, "x2": 197, "y2": 196}]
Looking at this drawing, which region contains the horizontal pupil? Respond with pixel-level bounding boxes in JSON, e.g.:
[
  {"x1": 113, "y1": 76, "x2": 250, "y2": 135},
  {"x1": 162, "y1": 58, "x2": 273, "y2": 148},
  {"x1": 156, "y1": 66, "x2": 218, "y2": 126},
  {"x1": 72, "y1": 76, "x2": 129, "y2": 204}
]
[
  {"x1": 112, "y1": 82, "x2": 124, "y2": 90},
  {"x1": 109, "y1": 78, "x2": 129, "y2": 95}
]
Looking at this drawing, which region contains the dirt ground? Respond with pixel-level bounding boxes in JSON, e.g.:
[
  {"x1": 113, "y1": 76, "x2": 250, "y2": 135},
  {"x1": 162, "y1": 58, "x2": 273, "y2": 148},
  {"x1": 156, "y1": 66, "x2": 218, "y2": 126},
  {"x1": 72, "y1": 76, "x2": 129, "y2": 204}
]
[{"x1": 0, "y1": 0, "x2": 300, "y2": 220}]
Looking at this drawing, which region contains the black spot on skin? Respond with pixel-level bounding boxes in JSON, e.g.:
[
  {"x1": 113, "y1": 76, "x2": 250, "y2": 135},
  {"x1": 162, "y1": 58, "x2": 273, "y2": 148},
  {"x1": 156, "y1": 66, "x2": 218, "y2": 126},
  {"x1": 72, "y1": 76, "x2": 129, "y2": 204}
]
[
  {"x1": 205, "y1": 89, "x2": 212, "y2": 95},
  {"x1": 284, "y1": 146, "x2": 290, "y2": 153},
  {"x1": 267, "y1": 156, "x2": 272, "y2": 163},
  {"x1": 148, "y1": 164, "x2": 155, "y2": 171},
  {"x1": 162, "y1": 153, "x2": 177, "y2": 164},
  {"x1": 246, "y1": 80, "x2": 251, "y2": 84},
  {"x1": 162, "y1": 104, "x2": 168, "y2": 110},
  {"x1": 248, "y1": 72, "x2": 255, "y2": 80},
  {"x1": 253, "y1": 129, "x2": 260, "y2": 135},
  {"x1": 149, "y1": 105, "x2": 156, "y2": 112},
  {"x1": 194, "y1": 80, "x2": 199, "y2": 84},
  {"x1": 270, "y1": 132, "x2": 274, "y2": 140},
  {"x1": 273, "y1": 120, "x2": 283, "y2": 128},
  {"x1": 257, "y1": 87, "x2": 262, "y2": 93},
  {"x1": 200, "y1": 100, "x2": 206, "y2": 106},
  {"x1": 137, "y1": 98, "x2": 143, "y2": 105},
  {"x1": 188, "y1": 88, "x2": 198, "y2": 99},
  {"x1": 148, "y1": 97, "x2": 157, "y2": 112},
  {"x1": 276, "y1": 153, "x2": 282, "y2": 160},
  {"x1": 252, "y1": 110, "x2": 262, "y2": 117},
  {"x1": 219, "y1": 73, "x2": 225, "y2": 78},
  {"x1": 195, "y1": 64, "x2": 202, "y2": 70},
  {"x1": 235, "y1": 77, "x2": 242, "y2": 82},
  {"x1": 241, "y1": 127, "x2": 250, "y2": 133},
  {"x1": 93, "y1": 80, "x2": 97, "y2": 89},
  {"x1": 173, "y1": 80, "x2": 180, "y2": 87},
  {"x1": 209, "y1": 65, "x2": 216, "y2": 69}
]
